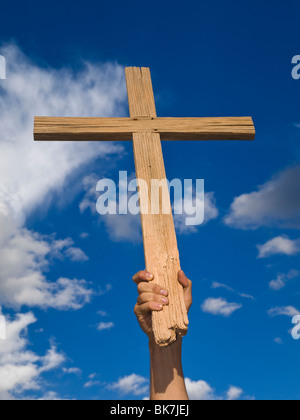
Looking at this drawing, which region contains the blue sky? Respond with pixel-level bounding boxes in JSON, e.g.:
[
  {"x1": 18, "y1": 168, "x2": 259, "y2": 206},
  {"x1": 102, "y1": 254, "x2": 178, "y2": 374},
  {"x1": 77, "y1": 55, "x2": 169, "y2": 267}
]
[{"x1": 0, "y1": 0, "x2": 300, "y2": 400}]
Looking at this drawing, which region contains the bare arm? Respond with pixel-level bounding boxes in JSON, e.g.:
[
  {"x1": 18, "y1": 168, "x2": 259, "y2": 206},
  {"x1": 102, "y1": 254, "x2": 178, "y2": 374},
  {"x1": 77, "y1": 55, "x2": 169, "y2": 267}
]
[{"x1": 133, "y1": 270, "x2": 192, "y2": 400}]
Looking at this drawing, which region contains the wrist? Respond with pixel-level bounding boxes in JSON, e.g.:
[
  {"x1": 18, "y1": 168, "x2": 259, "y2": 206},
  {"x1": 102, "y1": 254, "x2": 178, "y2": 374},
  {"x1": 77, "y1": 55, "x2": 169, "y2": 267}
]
[
  {"x1": 149, "y1": 337, "x2": 187, "y2": 400},
  {"x1": 149, "y1": 336, "x2": 182, "y2": 353}
]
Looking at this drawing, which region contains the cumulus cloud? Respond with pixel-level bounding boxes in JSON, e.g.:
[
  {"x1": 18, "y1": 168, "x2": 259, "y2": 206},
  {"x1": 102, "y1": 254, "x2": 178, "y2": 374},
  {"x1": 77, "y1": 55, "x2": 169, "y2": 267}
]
[
  {"x1": 106, "y1": 374, "x2": 246, "y2": 400},
  {"x1": 226, "y1": 386, "x2": 243, "y2": 401},
  {"x1": 107, "y1": 374, "x2": 149, "y2": 396},
  {"x1": 0, "y1": 43, "x2": 127, "y2": 309},
  {"x1": 185, "y1": 379, "x2": 244, "y2": 400},
  {"x1": 269, "y1": 270, "x2": 299, "y2": 291},
  {"x1": 0, "y1": 210, "x2": 92, "y2": 309},
  {"x1": 80, "y1": 174, "x2": 142, "y2": 243},
  {"x1": 268, "y1": 306, "x2": 300, "y2": 317},
  {"x1": 185, "y1": 378, "x2": 215, "y2": 400},
  {"x1": 0, "y1": 312, "x2": 65, "y2": 400},
  {"x1": 0, "y1": 43, "x2": 125, "y2": 224},
  {"x1": 224, "y1": 166, "x2": 300, "y2": 230},
  {"x1": 257, "y1": 236, "x2": 300, "y2": 258},
  {"x1": 201, "y1": 297, "x2": 242, "y2": 317},
  {"x1": 0, "y1": 43, "x2": 127, "y2": 399},
  {"x1": 174, "y1": 191, "x2": 219, "y2": 235},
  {"x1": 38, "y1": 391, "x2": 65, "y2": 401},
  {"x1": 64, "y1": 247, "x2": 89, "y2": 262}
]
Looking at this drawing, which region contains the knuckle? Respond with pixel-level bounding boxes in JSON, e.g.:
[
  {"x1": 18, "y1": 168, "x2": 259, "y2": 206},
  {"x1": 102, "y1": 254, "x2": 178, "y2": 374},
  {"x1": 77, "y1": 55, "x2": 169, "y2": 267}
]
[
  {"x1": 153, "y1": 285, "x2": 162, "y2": 294},
  {"x1": 153, "y1": 293, "x2": 162, "y2": 303},
  {"x1": 140, "y1": 304, "x2": 148, "y2": 315},
  {"x1": 137, "y1": 283, "x2": 145, "y2": 293},
  {"x1": 137, "y1": 294, "x2": 145, "y2": 304}
]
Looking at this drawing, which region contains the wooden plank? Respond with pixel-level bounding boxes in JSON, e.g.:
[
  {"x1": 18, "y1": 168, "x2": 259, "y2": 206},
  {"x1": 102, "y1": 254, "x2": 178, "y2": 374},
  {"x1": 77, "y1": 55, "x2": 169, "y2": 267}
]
[
  {"x1": 126, "y1": 67, "x2": 189, "y2": 346},
  {"x1": 34, "y1": 116, "x2": 255, "y2": 141}
]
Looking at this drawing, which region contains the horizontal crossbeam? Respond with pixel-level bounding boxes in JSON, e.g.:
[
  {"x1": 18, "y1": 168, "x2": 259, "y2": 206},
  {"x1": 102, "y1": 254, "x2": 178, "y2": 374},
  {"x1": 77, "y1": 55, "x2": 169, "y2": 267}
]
[{"x1": 34, "y1": 116, "x2": 255, "y2": 141}]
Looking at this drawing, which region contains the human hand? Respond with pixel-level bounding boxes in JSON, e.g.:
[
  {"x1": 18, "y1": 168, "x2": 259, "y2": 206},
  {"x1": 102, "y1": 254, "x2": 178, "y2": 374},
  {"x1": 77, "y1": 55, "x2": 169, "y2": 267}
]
[{"x1": 133, "y1": 270, "x2": 192, "y2": 339}]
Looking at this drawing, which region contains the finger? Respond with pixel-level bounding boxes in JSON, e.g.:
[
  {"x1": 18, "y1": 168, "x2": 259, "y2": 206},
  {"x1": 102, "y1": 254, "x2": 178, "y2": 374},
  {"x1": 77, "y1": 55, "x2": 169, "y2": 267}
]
[
  {"x1": 132, "y1": 270, "x2": 154, "y2": 285},
  {"x1": 178, "y1": 270, "x2": 192, "y2": 290},
  {"x1": 137, "y1": 282, "x2": 168, "y2": 296},
  {"x1": 135, "y1": 301, "x2": 163, "y2": 317},
  {"x1": 137, "y1": 292, "x2": 169, "y2": 306}
]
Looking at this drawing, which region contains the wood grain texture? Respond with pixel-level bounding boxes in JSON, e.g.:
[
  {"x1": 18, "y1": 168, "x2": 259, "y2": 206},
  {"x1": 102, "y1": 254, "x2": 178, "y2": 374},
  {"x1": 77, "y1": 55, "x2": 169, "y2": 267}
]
[
  {"x1": 34, "y1": 116, "x2": 255, "y2": 141},
  {"x1": 126, "y1": 67, "x2": 189, "y2": 346}
]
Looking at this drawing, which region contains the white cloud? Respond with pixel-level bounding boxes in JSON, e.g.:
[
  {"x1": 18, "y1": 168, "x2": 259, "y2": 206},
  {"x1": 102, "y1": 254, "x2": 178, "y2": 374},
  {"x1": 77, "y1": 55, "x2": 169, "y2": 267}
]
[
  {"x1": 106, "y1": 374, "x2": 246, "y2": 400},
  {"x1": 226, "y1": 386, "x2": 243, "y2": 401},
  {"x1": 174, "y1": 192, "x2": 218, "y2": 235},
  {"x1": 62, "y1": 367, "x2": 82, "y2": 375},
  {"x1": 201, "y1": 298, "x2": 242, "y2": 317},
  {"x1": 0, "y1": 312, "x2": 65, "y2": 400},
  {"x1": 64, "y1": 247, "x2": 89, "y2": 262},
  {"x1": 102, "y1": 213, "x2": 142, "y2": 243},
  {"x1": 212, "y1": 282, "x2": 234, "y2": 292},
  {"x1": 45, "y1": 278, "x2": 92, "y2": 310},
  {"x1": 51, "y1": 237, "x2": 89, "y2": 262},
  {"x1": 211, "y1": 282, "x2": 255, "y2": 300},
  {"x1": 185, "y1": 378, "x2": 215, "y2": 400},
  {"x1": 274, "y1": 338, "x2": 283, "y2": 345},
  {"x1": 0, "y1": 43, "x2": 125, "y2": 225},
  {"x1": 79, "y1": 175, "x2": 100, "y2": 215},
  {"x1": 97, "y1": 310, "x2": 109, "y2": 317},
  {"x1": 0, "y1": 209, "x2": 92, "y2": 309},
  {"x1": 97, "y1": 322, "x2": 114, "y2": 331},
  {"x1": 80, "y1": 233, "x2": 89, "y2": 239},
  {"x1": 0, "y1": 43, "x2": 127, "y2": 309},
  {"x1": 269, "y1": 270, "x2": 299, "y2": 291},
  {"x1": 257, "y1": 236, "x2": 300, "y2": 258},
  {"x1": 84, "y1": 380, "x2": 101, "y2": 388},
  {"x1": 268, "y1": 306, "x2": 300, "y2": 317},
  {"x1": 238, "y1": 293, "x2": 255, "y2": 301},
  {"x1": 0, "y1": 42, "x2": 129, "y2": 400},
  {"x1": 80, "y1": 173, "x2": 142, "y2": 243},
  {"x1": 224, "y1": 166, "x2": 300, "y2": 230},
  {"x1": 38, "y1": 391, "x2": 65, "y2": 401},
  {"x1": 107, "y1": 374, "x2": 149, "y2": 396},
  {"x1": 185, "y1": 379, "x2": 244, "y2": 400}
]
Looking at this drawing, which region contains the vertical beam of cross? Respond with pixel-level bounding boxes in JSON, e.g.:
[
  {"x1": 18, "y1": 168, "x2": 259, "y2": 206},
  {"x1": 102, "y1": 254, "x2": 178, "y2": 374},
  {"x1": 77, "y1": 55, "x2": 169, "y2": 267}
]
[{"x1": 125, "y1": 68, "x2": 188, "y2": 346}]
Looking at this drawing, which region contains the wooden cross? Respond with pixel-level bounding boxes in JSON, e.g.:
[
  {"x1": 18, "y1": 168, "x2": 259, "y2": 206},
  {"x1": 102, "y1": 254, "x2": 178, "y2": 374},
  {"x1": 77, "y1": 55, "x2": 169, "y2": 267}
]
[{"x1": 34, "y1": 67, "x2": 255, "y2": 346}]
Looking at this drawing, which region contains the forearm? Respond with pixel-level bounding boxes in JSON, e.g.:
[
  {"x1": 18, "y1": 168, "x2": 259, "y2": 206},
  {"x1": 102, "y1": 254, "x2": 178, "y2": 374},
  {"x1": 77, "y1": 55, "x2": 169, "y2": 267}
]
[{"x1": 149, "y1": 338, "x2": 189, "y2": 400}]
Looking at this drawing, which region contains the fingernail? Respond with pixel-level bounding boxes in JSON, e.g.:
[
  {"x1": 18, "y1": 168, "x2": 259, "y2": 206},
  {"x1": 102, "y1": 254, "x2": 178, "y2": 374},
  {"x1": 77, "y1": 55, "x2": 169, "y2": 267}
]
[
  {"x1": 160, "y1": 289, "x2": 168, "y2": 296},
  {"x1": 161, "y1": 298, "x2": 168, "y2": 305},
  {"x1": 155, "y1": 303, "x2": 163, "y2": 310},
  {"x1": 146, "y1": 273, "x2": 154, "y2": 280}
]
